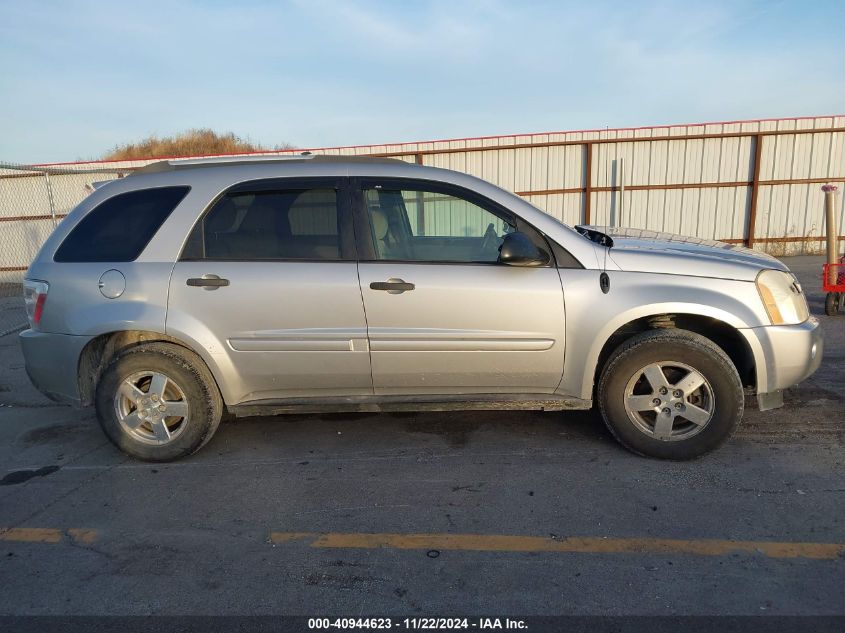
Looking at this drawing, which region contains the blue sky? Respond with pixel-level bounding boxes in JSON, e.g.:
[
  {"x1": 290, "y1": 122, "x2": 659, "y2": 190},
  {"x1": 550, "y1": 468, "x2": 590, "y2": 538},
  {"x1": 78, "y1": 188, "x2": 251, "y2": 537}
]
[{"x1": 1, "y1": 0, "x2": 843, "y2": 163}]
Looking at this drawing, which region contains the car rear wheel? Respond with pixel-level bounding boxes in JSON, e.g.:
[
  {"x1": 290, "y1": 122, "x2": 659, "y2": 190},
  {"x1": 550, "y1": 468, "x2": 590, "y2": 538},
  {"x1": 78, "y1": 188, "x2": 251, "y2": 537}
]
[
  {"x1": 95, "y1": 342, "x2": 223, "y2": 462},
  {"x1": 598, "y1": 329, "x2": 744, "y2": 460}
]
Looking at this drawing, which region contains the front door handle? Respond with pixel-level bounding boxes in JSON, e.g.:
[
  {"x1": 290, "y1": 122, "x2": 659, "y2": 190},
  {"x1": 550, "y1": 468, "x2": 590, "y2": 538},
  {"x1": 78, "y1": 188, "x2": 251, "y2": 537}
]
[
  {"x1": 370, "y1": 278, "x2": 415, "y2": 294},
  {"x1": 187, "y1": 274, "x2": 230, "y2": 289}
]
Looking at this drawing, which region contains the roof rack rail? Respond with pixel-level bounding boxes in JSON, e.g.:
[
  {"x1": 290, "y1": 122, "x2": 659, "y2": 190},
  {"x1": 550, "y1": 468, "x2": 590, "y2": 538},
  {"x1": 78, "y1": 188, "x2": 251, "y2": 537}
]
[{"x1": 134, "y1": 153, "x2": 406, "y2": 174}]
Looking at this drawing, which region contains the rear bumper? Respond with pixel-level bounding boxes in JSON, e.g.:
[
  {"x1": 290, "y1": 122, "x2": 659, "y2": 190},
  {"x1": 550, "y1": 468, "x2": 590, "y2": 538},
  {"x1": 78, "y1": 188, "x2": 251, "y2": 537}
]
[
  {"x1": 18, "y1": 329, "x2": 92, "y2": 406},
  {"x1": 746, "y1": 317, "x2": 824, "y2": 410}
]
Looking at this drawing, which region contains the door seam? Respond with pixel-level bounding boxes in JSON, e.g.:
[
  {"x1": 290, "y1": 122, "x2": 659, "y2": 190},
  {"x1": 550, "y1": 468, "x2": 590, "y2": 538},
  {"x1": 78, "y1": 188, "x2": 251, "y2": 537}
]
[
  {"x1": 163, "y1": 260, "x2": 178, "y2": 334},
  {"x1": 355, "y1": 261, "x2": 376, "y2": 395}
]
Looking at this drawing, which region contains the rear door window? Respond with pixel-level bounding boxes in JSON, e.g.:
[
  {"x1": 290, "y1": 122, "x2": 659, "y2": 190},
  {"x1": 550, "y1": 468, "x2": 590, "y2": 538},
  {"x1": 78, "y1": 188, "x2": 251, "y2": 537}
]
[
  {"x1": 182, "y1": 188, "x2": 343, "y2": 261},
  {"x1": 54, "y1": 186, "x2": 190, "y2": 262}
]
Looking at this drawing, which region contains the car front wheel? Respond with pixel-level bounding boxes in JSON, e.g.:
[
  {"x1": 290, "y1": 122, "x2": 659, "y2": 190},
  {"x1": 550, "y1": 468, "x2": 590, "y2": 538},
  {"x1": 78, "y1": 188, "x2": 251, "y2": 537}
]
[
  {"x1": 598, "y1": 329, "x2": 744, "y2": 460},
  {"x1": 95, "y1": 342, "x2": 223, "y2": 462}
]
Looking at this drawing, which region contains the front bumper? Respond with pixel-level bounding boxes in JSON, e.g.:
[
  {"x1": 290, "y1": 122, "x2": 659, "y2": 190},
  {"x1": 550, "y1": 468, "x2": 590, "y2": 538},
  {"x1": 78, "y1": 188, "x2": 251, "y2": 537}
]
[
  {"x1": 745, "y1": 316, "x2": 824, "y2": 410},
  {"x1": 19, "y1": 329, "x2": 92, "y2": 406}
]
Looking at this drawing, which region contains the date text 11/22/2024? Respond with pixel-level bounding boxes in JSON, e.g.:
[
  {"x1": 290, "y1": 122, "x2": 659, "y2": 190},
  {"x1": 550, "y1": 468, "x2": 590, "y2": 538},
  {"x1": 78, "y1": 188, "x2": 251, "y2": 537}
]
[{"x1": 308, "y1": 617, "x2": 528, "y2": 630}]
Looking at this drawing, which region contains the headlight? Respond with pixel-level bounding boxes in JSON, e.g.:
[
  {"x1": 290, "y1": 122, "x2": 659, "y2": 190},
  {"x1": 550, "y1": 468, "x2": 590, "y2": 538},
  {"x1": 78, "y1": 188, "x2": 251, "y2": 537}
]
[{"x1": 755, "y1": 269, "x2": 809, "y2": 325}]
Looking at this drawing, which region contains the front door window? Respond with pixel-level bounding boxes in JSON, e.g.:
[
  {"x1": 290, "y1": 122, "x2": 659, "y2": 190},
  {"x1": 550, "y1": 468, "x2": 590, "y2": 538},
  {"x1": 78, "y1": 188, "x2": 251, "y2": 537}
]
[{"x1": 363, "y1": 187, "x2": 515, "y2": 263}]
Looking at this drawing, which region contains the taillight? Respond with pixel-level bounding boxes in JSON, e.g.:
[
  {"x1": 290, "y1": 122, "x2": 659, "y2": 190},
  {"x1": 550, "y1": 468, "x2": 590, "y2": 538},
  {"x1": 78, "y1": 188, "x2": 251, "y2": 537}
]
[{"x1": 23, "y1": 280, "x2": 49, "y2": 329}]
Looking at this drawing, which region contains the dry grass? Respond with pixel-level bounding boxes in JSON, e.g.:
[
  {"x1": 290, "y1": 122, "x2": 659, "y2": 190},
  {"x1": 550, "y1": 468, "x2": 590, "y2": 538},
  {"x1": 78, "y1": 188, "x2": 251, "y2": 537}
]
[{"x1": 101, "y1": 129, "x2": 290, "y2": 160}]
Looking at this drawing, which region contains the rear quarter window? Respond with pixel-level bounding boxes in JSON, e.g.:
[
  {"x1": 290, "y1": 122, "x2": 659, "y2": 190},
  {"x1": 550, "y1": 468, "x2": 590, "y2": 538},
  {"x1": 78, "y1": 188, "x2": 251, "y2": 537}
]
[{"x1": 54, "y1": 186, "x2": 190, "y2": 262}]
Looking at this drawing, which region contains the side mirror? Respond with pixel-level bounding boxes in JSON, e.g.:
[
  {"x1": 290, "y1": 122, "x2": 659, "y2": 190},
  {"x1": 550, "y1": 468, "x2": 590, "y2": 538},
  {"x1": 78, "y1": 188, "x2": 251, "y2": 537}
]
[{"x1": 498, "y1": 232, "x2": 550, "y2": 266}]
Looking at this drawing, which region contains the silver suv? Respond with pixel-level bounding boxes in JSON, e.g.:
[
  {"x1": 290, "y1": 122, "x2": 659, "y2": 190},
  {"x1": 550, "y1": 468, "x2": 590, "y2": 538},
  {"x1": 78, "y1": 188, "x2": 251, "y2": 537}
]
[{"x1": 20, "y1": 156, "x2": 823, "y2": 461}]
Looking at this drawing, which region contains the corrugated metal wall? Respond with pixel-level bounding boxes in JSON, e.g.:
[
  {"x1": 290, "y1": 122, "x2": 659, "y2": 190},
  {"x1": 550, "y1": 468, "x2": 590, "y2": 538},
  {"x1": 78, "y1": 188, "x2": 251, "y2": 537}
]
[
  {"x1": 330, "y1": 116, "x2": 845, "y2": 254},
  {"x1": 1, "y1": 115, "x2": 843, "y2": 281}
]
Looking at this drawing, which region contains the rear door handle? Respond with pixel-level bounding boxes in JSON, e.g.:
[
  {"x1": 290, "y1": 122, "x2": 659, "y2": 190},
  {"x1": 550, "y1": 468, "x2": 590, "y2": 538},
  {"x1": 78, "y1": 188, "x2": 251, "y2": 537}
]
[
  {"x1": 370, "y1": 278, "x2": 415, "y2": 294},
  {"x1": 187, "y1": 274, "x2": 230, "y2": 289}
]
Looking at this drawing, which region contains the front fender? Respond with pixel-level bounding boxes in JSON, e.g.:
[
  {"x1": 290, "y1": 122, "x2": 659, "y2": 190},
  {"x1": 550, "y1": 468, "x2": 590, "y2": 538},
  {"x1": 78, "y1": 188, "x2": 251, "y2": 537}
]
[{"x1": 557, "y1": 270, "x2": 769, "y2": 400}]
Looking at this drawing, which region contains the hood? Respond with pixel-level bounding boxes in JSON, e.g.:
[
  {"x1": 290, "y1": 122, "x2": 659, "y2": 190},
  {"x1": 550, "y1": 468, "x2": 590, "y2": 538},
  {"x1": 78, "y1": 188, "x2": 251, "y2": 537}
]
[{"x1": 576, "y1": 226, "x2": 788, "y2": 280}]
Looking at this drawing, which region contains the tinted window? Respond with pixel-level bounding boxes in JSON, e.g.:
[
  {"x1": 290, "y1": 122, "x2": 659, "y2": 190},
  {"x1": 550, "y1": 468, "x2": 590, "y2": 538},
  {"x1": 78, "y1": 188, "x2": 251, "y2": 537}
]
[
  {"x1": 183, "y1": 188, "x2": 340, "y2": 260},
  {"x1": 364, "y1": 187, "x2": 514, "y2": 263},
  {"x1": 55, "y1": 186, "x2": 189, "y2": 262}
]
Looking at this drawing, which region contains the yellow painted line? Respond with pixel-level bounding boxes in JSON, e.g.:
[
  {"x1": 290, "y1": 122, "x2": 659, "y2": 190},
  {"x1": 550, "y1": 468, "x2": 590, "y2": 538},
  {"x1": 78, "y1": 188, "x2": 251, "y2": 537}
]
[
  {"x1": 0, "y1": 528, "x2": 99, "y2": 545},
  {"x1": 269, "y1": 531, "x2": 316, "y2": 543},
  {"x1": 0, "y1": 528, "x2": 62, "y2": 543},
  {"x1": 66, "y1": 528, "x2": 98, "y2": 545},
  {"x1": 269, "y1": 531, "x2": 845, "y2": 560}
]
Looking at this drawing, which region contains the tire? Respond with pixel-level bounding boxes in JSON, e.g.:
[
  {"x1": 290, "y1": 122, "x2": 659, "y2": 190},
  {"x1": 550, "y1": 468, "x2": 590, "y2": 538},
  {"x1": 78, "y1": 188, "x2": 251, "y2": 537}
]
[
  {"x1": 597, "y1": 329, "x2": 743, "y2": 460},
  {"x1": 824, "y1": 292, "x2": 840, "y2": 316},
  {"x1": 95, "y1": 342, "x2": 223, "y2": 462}
]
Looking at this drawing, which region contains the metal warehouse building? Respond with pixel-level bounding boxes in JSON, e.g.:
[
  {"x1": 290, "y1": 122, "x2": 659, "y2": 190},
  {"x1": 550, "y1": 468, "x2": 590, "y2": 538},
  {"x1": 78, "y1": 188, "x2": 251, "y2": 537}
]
[{"x1": 1, "y1": 115, "x2": 843, "y2": 281}]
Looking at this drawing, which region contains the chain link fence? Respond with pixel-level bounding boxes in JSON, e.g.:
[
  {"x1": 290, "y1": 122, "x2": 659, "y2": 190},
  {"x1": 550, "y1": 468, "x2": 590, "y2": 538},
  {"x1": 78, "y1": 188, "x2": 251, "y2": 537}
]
[{"x1": 0, "y1": 162, "x2": 135, "y2": 335}]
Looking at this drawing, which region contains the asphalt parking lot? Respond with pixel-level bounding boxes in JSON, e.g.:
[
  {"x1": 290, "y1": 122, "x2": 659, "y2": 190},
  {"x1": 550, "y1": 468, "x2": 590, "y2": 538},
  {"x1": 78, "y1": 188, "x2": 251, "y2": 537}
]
[{"x1": 0, "y1": 256, "x2": 843, "y2": 616}]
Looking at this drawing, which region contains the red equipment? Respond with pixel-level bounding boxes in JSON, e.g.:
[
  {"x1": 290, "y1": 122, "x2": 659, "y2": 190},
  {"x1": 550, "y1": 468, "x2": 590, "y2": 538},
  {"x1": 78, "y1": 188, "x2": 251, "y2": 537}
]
[{"x1": 823, "y1": 257, "x2": 845, "y2": 315}]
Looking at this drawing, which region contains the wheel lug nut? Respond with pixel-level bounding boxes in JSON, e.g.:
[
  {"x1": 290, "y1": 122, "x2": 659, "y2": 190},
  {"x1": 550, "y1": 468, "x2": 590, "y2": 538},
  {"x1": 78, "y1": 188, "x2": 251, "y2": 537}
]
[
  {"x1": 152, "y1": 394, "x2": 159, "y2": 401},
  {"x1": 158, "y1": 404, "x2": 166, "y2": 412},
  {"x1": 659, "y1": 387, "x2": 668, "y2": 395},
  {"x1": 652, "y1": 398, "x2": 661, "y2": 406},
  {"x1": 675, "y1": 403, "x2": 683, "y2": 410},
  {"x1": 662, "y1": 407, "x2": 671, "y2": 414},
  {"x1": 673, "y1": 390, "x2": 682, "y2": 398}
]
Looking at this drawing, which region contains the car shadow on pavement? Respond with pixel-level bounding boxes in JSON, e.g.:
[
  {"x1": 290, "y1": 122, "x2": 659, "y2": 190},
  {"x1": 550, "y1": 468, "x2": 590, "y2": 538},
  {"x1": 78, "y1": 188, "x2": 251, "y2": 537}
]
[{"x1": 210, "y1": 408, "x2": 613, "y2": 454}]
